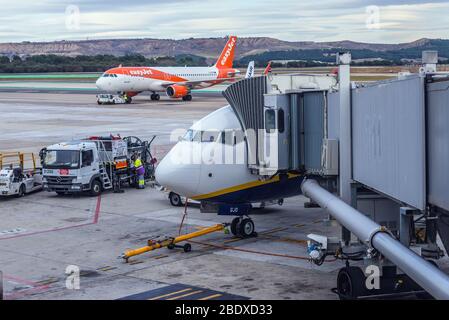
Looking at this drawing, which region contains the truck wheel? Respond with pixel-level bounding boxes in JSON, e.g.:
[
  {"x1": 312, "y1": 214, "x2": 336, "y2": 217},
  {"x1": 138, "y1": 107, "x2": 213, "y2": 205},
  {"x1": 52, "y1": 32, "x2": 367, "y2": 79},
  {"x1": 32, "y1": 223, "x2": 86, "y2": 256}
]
[
  {"x1": 16, "y1": 184, "x2": 26, "y2": 197},
  {"x1": 169, "y1": 192, "x2": 184, "y2": 207},
  {"x1": 90, "y1": 180, "x2": 102, "y2": 196}
]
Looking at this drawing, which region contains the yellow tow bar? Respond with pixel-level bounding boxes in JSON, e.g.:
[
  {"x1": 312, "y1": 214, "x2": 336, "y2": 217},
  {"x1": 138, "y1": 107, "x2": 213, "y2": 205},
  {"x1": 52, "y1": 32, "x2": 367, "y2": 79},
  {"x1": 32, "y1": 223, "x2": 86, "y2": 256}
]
[{"x1": 120, "y1": 223, "x2": 227, "y2": 262}]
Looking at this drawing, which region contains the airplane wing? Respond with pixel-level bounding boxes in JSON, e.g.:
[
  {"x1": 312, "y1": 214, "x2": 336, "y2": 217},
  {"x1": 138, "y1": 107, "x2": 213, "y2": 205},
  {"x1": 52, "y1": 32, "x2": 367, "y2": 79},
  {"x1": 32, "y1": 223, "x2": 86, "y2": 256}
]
[{"x1": 159, "y1": 77, "x2": 240, "y2": 89}]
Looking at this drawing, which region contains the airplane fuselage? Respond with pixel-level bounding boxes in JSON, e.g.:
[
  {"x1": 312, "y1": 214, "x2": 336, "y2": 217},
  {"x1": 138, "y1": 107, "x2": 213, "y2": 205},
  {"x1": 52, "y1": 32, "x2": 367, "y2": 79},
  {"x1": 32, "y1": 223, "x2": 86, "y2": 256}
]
[
  {"x1": 96, "y1": 66, "x2": 237, "y2": 93},
  {"x1": 155, "y1": 105, "x2": 303, "y2": 206}
]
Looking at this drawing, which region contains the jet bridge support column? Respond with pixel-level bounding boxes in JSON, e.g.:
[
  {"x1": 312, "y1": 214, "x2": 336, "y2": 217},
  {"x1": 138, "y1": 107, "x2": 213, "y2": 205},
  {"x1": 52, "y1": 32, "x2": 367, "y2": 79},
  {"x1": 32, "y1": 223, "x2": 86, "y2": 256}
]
[{"x1": 302, "y1": 179, "x2": 449, "y2": 300}]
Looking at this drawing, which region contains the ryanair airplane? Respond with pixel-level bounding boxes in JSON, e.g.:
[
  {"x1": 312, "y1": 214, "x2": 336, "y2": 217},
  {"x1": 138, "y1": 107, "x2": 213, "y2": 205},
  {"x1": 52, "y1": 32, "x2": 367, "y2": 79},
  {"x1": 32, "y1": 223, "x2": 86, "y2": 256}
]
[{"x1": 155, "y1": 105, "x2": 303, "y2": 238}]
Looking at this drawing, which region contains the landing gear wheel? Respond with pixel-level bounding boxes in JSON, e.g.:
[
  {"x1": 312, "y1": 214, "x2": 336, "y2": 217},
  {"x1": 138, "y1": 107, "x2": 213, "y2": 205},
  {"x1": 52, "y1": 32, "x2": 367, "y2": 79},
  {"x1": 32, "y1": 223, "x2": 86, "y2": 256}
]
[
  {"x1": 237, "y1": 218, "x2": 255, "y2": 238},
  {"x1": 16, "y1": 184, "x2": 25, "y2": 197},
  {"x1": 55, "y1": 191, "x2": 66, "y2": 196},
  {"x1": 183, "y1": 243, "x2": 192, "y2": 253},
  {"x1": 89, "y1": 180, "x2": 102, "y2": 197},
  {"x1": 230, "y1": 217, "x2": 240, "y2": 236},
  {"x1": 182, "y1": 94, "x2": 192, "y2": 101},
  {"x1": 169, "y1": 192, "x2": 184, "y2": 207},
  {"x1": 336, "y1": 266, "x2": 366, "y2": 300},
  {"x1": 151, "y1": 93, "x2": 160, "y2": 101}
]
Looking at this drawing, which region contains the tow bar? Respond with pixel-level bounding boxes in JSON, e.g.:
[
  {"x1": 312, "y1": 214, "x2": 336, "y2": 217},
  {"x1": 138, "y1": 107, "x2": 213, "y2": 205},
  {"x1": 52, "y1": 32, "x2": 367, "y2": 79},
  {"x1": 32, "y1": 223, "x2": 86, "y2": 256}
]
[{"x1": 120, "y1": 223, "x2": 228, "y2": 262}]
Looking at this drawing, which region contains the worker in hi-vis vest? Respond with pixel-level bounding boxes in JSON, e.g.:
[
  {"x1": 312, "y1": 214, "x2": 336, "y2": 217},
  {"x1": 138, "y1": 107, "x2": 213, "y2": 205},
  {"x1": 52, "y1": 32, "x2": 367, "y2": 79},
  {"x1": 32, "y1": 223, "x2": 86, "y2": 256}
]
[{"x1": 132, "y1": 153, "x2": 145, "y2": 189}]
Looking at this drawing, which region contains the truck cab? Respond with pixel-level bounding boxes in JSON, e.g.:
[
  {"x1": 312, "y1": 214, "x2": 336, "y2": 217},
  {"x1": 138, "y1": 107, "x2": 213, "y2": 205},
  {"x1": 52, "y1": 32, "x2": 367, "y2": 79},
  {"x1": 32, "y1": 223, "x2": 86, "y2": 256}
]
[{"x1": 42, "y1": 141, "x2": 104, "y2": 195}]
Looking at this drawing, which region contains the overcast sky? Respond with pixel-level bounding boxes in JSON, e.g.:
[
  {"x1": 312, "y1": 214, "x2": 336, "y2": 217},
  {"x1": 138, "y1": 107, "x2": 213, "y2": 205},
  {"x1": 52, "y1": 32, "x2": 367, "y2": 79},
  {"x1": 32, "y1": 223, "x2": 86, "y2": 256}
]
[{"x1": 0, "y1": 0, "x2": 448, "y2": 43}]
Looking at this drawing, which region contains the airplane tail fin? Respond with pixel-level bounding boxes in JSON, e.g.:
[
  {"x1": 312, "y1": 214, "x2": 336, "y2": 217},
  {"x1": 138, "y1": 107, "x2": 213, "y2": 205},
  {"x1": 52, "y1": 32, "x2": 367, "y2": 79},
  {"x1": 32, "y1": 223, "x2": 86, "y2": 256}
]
[
  {"x1": 263, "y1": 61, "x2": 272, "y2": 75},
  {"x1": 245, "y1": 61, "x2": 255, "y2": 79},
  {"x1": 214, "y1": 36, "x2": 237, "y2": 69}
]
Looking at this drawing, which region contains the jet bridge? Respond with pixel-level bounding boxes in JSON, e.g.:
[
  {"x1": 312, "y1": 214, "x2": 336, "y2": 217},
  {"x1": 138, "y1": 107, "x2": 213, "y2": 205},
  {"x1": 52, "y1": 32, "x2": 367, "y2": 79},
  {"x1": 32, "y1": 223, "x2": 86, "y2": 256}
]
[
  {"x1": 223, "y1": 73, "x2": 338, "y2": 176},
  {"x1": 223, "y1": 51, "x2": 449, "y2": 299}
]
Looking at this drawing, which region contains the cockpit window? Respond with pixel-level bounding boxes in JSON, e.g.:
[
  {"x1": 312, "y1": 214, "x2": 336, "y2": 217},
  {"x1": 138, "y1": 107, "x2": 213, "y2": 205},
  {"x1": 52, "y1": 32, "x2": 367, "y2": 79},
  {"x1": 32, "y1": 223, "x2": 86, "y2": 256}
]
[
  {"x1": 221, "y1": 130, "x2": 244, "y2": 145},
  {"x1": 182, "y1": 129, "x2": 195, "y2": 141},
  {"x1": 182, "y1": 129, "x2": 220, "y2": 143},
  {"x1": 201, "y1": 131, "x2": 220, "y2": 143}
]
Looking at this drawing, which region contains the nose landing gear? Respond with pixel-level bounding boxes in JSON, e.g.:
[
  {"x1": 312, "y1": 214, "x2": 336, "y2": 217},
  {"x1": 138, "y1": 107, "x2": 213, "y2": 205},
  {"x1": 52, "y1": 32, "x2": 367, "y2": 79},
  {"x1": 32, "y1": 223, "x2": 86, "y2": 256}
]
[{"x1": 230, "y1": 216, "x2": 257, "y2": 238}]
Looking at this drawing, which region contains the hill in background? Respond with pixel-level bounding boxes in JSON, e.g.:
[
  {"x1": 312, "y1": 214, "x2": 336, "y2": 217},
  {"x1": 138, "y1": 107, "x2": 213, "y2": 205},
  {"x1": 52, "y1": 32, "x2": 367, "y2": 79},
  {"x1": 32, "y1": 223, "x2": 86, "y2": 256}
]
[{"x1": 0, "y1": 37, "x2": 448, "y2": 72}]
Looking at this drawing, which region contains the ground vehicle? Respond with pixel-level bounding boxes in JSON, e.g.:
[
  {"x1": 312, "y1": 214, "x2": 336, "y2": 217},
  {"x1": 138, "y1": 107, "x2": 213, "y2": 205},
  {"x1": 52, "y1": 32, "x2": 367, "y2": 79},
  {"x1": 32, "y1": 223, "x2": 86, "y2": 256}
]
[
  {"x1": 40, "y1": 135, "x2": 156, "y2": 196},
  {"x1": 0, "y1": 152, "x2": 43, "y2": 197},
  {"x1": 96, "y1": 94, "x2": 130, "y2": 105}
]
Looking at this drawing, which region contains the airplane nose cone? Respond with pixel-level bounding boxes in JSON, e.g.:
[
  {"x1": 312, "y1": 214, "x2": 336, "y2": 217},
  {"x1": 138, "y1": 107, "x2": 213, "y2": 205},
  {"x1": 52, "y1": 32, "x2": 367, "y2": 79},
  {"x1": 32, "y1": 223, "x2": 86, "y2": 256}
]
[
  {"x1": 95, "y1": 78, "x2": 104, "y2": 90},
  {"x1": 155, "y1": 142, "x2": 201, "y2": 198}
]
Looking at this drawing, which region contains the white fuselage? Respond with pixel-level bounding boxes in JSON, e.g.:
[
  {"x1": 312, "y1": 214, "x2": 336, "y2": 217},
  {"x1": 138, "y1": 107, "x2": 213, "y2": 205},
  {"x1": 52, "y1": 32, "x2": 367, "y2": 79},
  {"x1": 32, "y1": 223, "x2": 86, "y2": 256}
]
[{"x1": 96, "y1": 66, "x2": 222, "y2": 93}]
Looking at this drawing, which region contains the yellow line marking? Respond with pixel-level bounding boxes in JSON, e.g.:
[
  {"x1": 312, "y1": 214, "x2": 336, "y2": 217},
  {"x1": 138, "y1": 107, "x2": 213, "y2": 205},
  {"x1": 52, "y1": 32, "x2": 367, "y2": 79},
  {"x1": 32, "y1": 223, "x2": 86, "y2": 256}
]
[
  {"x1": 223, "y1": 237, "x2": 245, "y2": 244},
  {"x1": 167, "y1": 290, "x2": 203, "y2": 300},
  {"x1": 198, "y1": 293, "x2": 222, "y2": 300},
  {"x1": 260, "y1": 227, "x2": 288, "y2": 235},
  {"x1": 148, "y1": 288, "x2": 192, "y2": 300}
]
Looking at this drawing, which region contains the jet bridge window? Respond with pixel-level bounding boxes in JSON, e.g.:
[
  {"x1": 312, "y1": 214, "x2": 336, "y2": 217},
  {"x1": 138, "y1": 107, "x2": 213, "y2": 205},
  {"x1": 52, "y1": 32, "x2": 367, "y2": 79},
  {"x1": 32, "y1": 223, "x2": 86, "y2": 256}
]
[
  {"x1": 278, "y1": 109, "x2": 285, "y2": 133},
  {"x1": 265, "y1": 109, "x2": 276, "y2": 133},
  {"x1": 265, "y1": 109, "x2": 285, "y2": 133}
]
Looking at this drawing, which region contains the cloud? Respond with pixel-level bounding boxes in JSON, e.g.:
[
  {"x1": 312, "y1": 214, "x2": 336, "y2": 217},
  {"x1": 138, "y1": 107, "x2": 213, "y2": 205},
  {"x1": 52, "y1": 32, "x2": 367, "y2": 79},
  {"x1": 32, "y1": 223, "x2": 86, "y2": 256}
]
[{"x1": 0, "y1": 0, "x2": 448, "y2": 43}]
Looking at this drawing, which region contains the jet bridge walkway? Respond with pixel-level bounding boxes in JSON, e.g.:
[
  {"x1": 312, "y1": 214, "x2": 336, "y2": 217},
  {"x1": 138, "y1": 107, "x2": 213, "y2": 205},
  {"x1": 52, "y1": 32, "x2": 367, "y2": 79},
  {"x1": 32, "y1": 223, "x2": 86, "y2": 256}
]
[{"x1": 222, "y1": 51, "x2": 449, "y2": 299}]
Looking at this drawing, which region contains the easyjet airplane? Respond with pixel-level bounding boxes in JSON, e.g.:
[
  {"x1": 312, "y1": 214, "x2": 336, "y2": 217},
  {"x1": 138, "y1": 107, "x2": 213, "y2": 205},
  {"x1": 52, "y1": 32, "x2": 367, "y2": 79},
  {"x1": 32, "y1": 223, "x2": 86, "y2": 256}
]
[{"x1": 95, "y1": 36, "x2": 240, "y2": 102}]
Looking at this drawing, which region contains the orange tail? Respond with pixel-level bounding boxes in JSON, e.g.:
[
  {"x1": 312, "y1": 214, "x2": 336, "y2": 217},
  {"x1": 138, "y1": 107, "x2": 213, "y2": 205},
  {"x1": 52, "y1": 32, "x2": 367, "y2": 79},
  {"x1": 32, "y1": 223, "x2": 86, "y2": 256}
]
[{"x1": 215, "y1": 36, "x2": 237, "y2": 69}]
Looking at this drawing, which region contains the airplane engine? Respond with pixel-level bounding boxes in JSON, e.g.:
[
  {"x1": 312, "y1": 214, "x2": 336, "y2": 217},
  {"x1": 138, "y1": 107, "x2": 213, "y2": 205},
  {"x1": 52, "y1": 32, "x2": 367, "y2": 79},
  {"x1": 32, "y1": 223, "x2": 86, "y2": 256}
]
[{"x1": 166, "y1": 85, "x2": 189, "y2": 98}]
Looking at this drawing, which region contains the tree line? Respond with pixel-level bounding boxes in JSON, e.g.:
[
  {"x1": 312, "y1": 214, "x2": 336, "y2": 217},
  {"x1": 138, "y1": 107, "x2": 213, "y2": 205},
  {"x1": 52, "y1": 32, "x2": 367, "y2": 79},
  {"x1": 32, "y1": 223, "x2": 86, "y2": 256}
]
[{"x1": 0, "y1": 54, "x2": 208, "y2": 73}]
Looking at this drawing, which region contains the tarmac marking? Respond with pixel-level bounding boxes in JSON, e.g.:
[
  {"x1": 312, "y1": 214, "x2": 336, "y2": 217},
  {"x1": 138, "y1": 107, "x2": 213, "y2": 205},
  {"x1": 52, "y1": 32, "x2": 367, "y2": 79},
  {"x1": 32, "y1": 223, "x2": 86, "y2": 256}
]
[
  {"x1": 3, "y1": 274, "x2": 51, "y2": 300},
  {"x1": 259, "y1": 227, "x2": 289, "y2": 235},
  {"x1": 166, "y1": 290, "x2": 203, "y2": 300},
  {"x1": 0, "y1": 194, "x2": 102, "y2": 240},
  {"x1": 35, "y1": 277, "x2": 59, "y2": 286},
  {"x1": 119, "y1": 283, "x2": 248, "y2": 300},
  {"x1": 148, "y1": 288, "x2": 193, "y2": 300},
  {"x1": 97, "y1": 266, "x2": 117, "y2": 272},
  {"x1": 198, "y1": 293, "x2": 222, "y2": 300}
]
